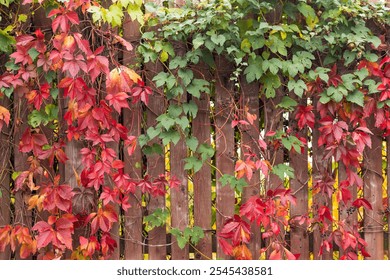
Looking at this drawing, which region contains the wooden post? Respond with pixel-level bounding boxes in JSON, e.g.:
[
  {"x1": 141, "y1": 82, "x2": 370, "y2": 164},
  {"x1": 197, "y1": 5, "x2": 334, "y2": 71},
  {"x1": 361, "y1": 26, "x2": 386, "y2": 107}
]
[
  {"x1": 240, "y1": 79, "x2": 262, "y2": 259},
  {"x1": 312, "y1": 108, "x2": 333, "y2": 259},
  {"x1": 0, "y1": 97, "x2": 11, "y2": 260},
  {"x1": 387, "y1": 136, "x2": 390, "y2": 259},
  {"x1": 122, "y1": 14, "x2": 144, "y2": 260},
  {"x1": 192, "y1": 63, "x2": 212, "y2": 259},
  {"x1": 289, "y1": 100, "x2": 309, "y2": 259},
  {"x1": 169, "y1": 0, "x2": 189, "y2": 259},
  {"x1": 215, "y1": 56, "x2": 235, "y2": 259},
  {"x1": 363, "y1": 116, "x2": 384, "y2": 259},
  {"x1": 337, "y1": 162, "x2": 357, "y2": 258}
]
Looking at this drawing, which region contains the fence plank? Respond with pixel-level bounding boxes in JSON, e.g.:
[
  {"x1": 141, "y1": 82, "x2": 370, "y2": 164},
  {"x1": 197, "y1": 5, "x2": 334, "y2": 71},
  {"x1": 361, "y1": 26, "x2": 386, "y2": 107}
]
[
  {"x1": 193, "y1": 63, "x2": 212, "y2": 260},
  {"x1": 289, "y1": 101, "x2": 309, "y2": 260},
  {"x1": 338, "y1": 162, "x2": 357, "y2": 258},
  {"x1": 240, "y1": 80, "x2": 261, "y2": 259},
  {"x1": 312, "y1": 111, "x2": 333, "y2": 259},
  {"x1": 387, "y1": 136, "x2": 390, "y2": 259},
  {"x1": 215, "y1": 57, "x2": 235, "y2": 259},
  {"x1": 145, "y1": 63, "x2": 166, "y2": 260},
  {"x1": 13, "y1": 94, "x2": 31, "y2": 259},
  {"x1": 0, "y1": 97, "x2": 11, "y2": 260},
  {"x1": 170, "y1": 114, "x2": 189, "y2": 259},
  {"x1": 262, "y1": 88, "x2": 284, "y2": 259},
  {"x1": 363, "y1": 117, "x2": 384, "y2": 259},
  {"x1": 122, "y1": 14, "x2": 144, "y2": 260}
]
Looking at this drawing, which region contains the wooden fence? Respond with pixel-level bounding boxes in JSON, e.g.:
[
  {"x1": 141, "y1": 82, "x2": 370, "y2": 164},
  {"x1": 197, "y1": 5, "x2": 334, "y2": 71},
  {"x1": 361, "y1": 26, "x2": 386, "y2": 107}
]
[{"x1": 0, "y1": 1, "x2": 389, "y2": 260}]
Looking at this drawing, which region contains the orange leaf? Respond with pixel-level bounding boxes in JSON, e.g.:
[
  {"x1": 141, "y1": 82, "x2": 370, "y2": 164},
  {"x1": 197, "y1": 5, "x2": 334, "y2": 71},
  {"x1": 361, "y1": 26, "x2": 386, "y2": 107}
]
[
  {"x1": 232, "y1": 244, "x2": 252, "y2": 260},
  {"x1": 0, "y1": 105, "x2": 10, "y2": 131}
]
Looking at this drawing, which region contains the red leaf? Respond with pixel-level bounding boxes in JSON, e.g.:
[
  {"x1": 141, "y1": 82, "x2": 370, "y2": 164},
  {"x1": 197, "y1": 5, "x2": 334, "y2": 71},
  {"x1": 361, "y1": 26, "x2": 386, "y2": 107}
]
[
  {"x1": 32, "y1": 221, "x2": 54, "y2": 249},
  {"x1": 113, "y1": 34, "x2": 133, "y2": 51},
  {"x1": 218, "y1": 238, "x2": 233, "y2": 256},
  {"x1": 284, "y1": 248, "x2": 297, "y2": 260},
  {"x1": 131, "y1": 80, "x2": 153, "y2": 105},
  {"x1": 240, "y1": 196, "x2": 265, "y2": 225},
  {"x1": 352, "y1": 198, "x2": 373, "y2": 210},
  {"x1": 105, "y1": 92, "x2": 130, "y2": 113},
  {"x1": 269, "y1": 249, "x2": 282, "y2": 260},
  {"x1": 218, "y1": 215, "x2": 251, "y2": 246},
  {"x1": 235, "y1": 159, "x2": 256, "y2": 181},
  {"x1": 295, "y1": 105, "x2": 315, "y2": 129},
  {"x1": 86, "y1": 205, "x2": 118, "y2": 234}
]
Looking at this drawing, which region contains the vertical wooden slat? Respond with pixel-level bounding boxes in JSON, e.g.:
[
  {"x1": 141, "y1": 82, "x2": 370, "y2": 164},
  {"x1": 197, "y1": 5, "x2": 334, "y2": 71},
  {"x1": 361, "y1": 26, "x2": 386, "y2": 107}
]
[
  {"x1": 289, "y1": 101, "x2": 309, "y2": 259},
  {"x1": 363, "y1": 116, "x2": 384, "y2": 259},
  {"x1": 169, "y1": 0, "x2": 189, "y2": 259},
  {"x1": 144, "y1": 62, "x2": 166, "y2": 261},
  {"x1": 13, "y1": 94, "x2": 31, "y2": 259},
  {"x1": 215, "y1": 57, "x2": 235, "y2": 259},
  {"x1": 387, "y1": 136, "x2": 390, "y2": 259},
  {"x1": 143, "y1": 0, "x2": 166, "y2": 260},
  {"x1": 337, "y1": 163, "x2": 357, "y2": 258},
  {"x1": 0, "y1": 97, "x2": 11, "y2": 260},
  {"x1": 263, "y1": 94, "x2": 284, "y2": 191},
  {"x1": 262, "y1": 88, "x2": 283, "y2": 259},
  {"x1": 193, "y1": 63, "x2": 212, "y2": 260},
  {"x1": 240, "y1": 80, "x2": 261, "y2": 259},
  {"x1": 170, "y1": 108, "x2": 189, "y2": 259},
  {"x1": 312, "y1": 111, "x2": 333, "y2": 259},
  {"x1": 122, "y1": 14, "x2": 143, "y2": 260}
]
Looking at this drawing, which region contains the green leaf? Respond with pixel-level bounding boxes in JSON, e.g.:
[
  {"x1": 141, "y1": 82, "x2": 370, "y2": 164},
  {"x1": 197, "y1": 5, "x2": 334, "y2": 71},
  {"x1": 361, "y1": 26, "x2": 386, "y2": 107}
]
[
  {"x1": 240, "y1": 38, "x2": 251, "y2": 53},
  {"x1": 346, "y1": 90, "x2": 364, "y2": 107},
  {"x1": 143, "y1": 143, "x2": 164, "y2": 155},
  {"x1": 219, "y1": 174, "x2": 247, "y2": 193},
  {"x1": 197, "y1": 143, "x2": 214, "y2": 161},
  {"x1": 44, "y1": 104, "x2": 58, "y2": 120},
  {"x1": 5, "y1": 59, "x2": 19, "y2": 71},
  {"x1": 144, "y1": 208, "x2": 169, "y2": 231},
  {"x1": 183, "y1": 100, "x2": 198, "y2": 118},
  {"x1": 160, "y1": 130, "x2": 180, "y2": 146},
  {"x1": 281, "y1": 135, "x2": 303, "y2": 153},
  {"x1": 146, "y1": 126, "x2": 161, "y2": 140},
  {"x1": 153, "y1": 72, "x2": 169, "y2": 88},
  {"x1": 277, "y1": 96, "x2": 298, "y2": 110},
  {"x1": 28, "y1": 48, "x2": 40, "y2": 61},
  {"x1": 210, "y1": 33, "x2": 226, "y2": 46},
  {"x1": 272, "y1": 164, "x2": 295, "y2": 180},
  {"x1": 178, "y1": 69, "x2": 193, "y2": 87},
  {"x1": 175, "y1": 116, "x2": 190, "y2": 131},
  {"x1": 28, "y1": 110, "x2": 47, "y2": 128},
  {"x1": 186, "y1": 136, "x2": 198, "y2": 152},
  {"x1": 343, "y1": 50, "x2": 356, "y2": 66},
  {"x1": 364, "y1": 52, "x2": 378, "y2": 62},
  {"x1": 189, "y1": 226, "x2": 204, "y2": 244},
  {"x1": 168, "y1": 104, "x2": 182, "y2": 118},
  {"x1": 287, "y1": 79, "x2": 307, "y2": 98},
  {"x1": 261, "y1": 73, "x2": 281, "y2": 98},
  {"x1": 184, "y1": 156, "x2": 203, "y2": 173},
  {"x1": 138, "y1": 134, "x2": 149, "y2": 148},
  {"x1": 187, "y1": 79, "x2": 209, "y2": 98},
  {"x1": 50, "y1": 88, "x2": 59, "y2": 99},
  {"x1": 169, "y1": 56, "x2": 187, "y2": 70},
  {"x1": 192, "y1": 35, "x2": 205, "y2": 49},
  {"x1": 244, "y1": 56, "x2": 263, "y2": 83}
]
